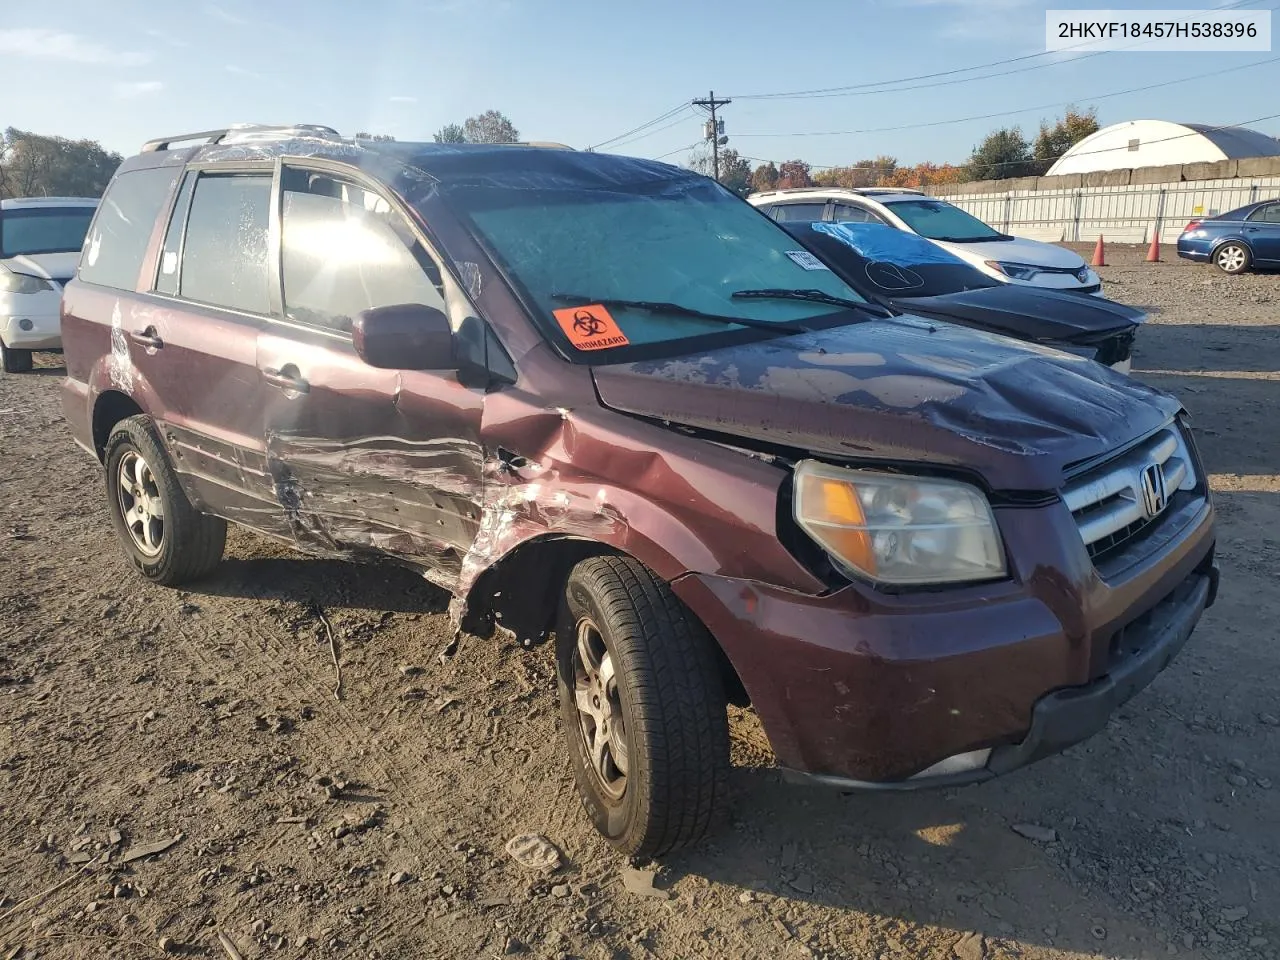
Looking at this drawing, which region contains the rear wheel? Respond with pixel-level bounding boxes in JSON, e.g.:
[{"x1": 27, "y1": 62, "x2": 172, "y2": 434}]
[
  {"x1": 1214, "y1": 242, "x2": 1251, "y2": 274},
  {"x1": 556, "y1": 555, "x2": 729, "y2": 859},
  {"x1": 104, "y1": 415, "x2": 226, "y2": 585},
  {"x1": 1, "y1": 341, "x2": 33, "y2": 373}
]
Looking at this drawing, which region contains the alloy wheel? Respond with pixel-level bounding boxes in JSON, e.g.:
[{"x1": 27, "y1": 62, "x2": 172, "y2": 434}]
[
  {"x1": 571, "y1": 617, "x2": 629, "y2": 800},
  {"x1": 117, "y1": 450, "x2": 165, "y2": 557}
]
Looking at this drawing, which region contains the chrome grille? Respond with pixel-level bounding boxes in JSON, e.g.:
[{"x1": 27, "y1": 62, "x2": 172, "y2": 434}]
[{"x1": 1063, "y1": 425, "x2": 1197, "y2": 558}]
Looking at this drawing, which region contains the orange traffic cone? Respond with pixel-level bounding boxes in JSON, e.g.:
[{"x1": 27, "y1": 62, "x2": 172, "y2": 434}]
[
  {"x1": 1092, "y1": 235, "x2": 1106, "y2": 267},
  {"x1": 1146, "y1": 226, "x2": 1161, "y2": 262}
]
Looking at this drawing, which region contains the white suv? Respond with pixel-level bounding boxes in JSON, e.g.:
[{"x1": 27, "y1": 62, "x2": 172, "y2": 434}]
[
  {"x1": 748, "y1": 188, "x2": 1101, "y2": 295},
  {"x1": 1, "y1": 197, "x2": 99, "y2": 373}
]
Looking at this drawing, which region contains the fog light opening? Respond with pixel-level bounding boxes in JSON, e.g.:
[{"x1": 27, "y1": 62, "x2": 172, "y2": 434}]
[{"x1": 18, "y1": 319, "x2": 34, "y2": 332}]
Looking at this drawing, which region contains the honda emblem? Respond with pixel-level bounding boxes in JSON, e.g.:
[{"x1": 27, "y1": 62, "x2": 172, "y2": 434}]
[{"x1": 1140, "y1": 463, "x2": 1168, "y2": 519}]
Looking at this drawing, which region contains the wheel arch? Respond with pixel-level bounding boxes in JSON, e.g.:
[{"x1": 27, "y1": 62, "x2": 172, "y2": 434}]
[
  {"x1": 458, "y1": 533, "x2": 748, "y2": 707},
  {"x1": 92, "y1": 390, "x2": 146, "y2": 461},
  {"x1": 1211, "y1": 236, "x2": 1254, "y2": 259}
]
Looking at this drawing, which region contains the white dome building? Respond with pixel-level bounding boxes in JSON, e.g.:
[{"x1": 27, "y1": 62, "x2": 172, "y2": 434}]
[{"x1": 1046, "y1": 119, "x2": 1280, "y2": 176}]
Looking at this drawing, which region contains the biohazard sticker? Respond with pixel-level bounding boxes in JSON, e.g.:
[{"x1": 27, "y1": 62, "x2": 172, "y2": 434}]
[{"x1": 552, "y1": 304, "x2": 631, "y2": 351}]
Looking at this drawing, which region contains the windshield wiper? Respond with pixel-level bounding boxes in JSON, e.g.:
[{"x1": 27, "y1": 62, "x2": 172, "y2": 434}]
[
  {"x1": 731, "y1": 288, "x2": 892, "y2": 318},
  {"x1": 550, "y1": 294, "x2": 811, "y2": 334}
]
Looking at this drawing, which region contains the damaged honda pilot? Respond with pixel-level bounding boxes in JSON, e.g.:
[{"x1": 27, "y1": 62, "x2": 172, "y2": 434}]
[{"x1": 62, "y1": 125, "x2": 1219, "y2": 858}]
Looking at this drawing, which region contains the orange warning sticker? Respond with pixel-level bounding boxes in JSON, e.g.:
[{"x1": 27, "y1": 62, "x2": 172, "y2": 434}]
[{"x1": 552, "y1": 304, "x2": 631, "y2": 351}]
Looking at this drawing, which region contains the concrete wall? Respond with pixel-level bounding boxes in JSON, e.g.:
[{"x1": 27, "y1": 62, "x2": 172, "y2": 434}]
[{"x1": 930, "y1": 157, "x2": 1280, "y2": 244}]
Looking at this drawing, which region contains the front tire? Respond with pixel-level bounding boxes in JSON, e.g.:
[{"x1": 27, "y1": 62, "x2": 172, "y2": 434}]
[
  {"x1": 556, "y1": 555, "x2": 729, "y2": 859},
  {"x1": 104, "y1": 416, "x2": 227, "y2": 585},
  {"x1": 1214, "y1": 242, "x2": 1251, "y2": 274},
  {"x1": 1, "y1": 341, "x2": 33, "y2": 373}
]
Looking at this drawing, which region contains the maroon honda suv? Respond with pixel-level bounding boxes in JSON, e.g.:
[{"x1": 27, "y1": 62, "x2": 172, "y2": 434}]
[{"x1": 61, "y1": 125, "x2": 1218, "y2": 857}]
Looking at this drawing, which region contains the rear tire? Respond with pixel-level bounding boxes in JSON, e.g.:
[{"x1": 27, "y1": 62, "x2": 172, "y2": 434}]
[
  {"x1": 556, "y1": 555, "x2": 730, "y2": 859},
  {"x1": 104, "y1": 415, "x2": 226, "y2": 586},
  {"x1": 1214, "y1": 242, "x2": 1251, "y2": 274},
  {"x1": 1, "y1": 341, "x2": 33, "y2": 373}
]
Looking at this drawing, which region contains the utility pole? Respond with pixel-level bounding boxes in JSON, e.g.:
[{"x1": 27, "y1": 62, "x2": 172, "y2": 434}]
[{"x1": 692, "y1": 90, "x2": 731, "y2": 181}]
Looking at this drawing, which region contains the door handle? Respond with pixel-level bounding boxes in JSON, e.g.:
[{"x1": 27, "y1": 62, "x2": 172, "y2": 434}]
[
  {"x1": 263, "y1": 366, "x2": 310, "y2": 394},
  {"x1": 129, "y1": 327, "x2": 163, "y2": 349}
]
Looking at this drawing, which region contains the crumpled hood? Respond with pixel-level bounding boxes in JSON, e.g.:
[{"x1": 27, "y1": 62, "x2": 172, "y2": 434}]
[
  {"x1": 592, "y1": 317, "x2": 1179, "y2": 491},
  {"x1": 893, "y1": 286, "x2": 1144, "y2": 344},
  {"x1": 1, "y1": 252, "x2": 79, "y2": 283},
  {"x1": 933, "y1": 236, "x2": 1086, "y2": 270}
]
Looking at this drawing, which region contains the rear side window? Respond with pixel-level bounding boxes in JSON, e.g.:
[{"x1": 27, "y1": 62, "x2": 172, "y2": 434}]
[
  {"x1": 79, "y1": 166, "x2": 180, "y2": 290},
  {"x1": 1247, "y1": 203, "x2": 1280, "y2": 223},
  {"x1": 771, "y1": 202, "x2": 826, "y2": 222},
  {"x1": 831, "y1": 203, "x2": 883, "y2": 224},
  {"x1": 280, "y1": 169, "x2": 445, "y2": 334},
  {"x1": 179, "y1": 174, "x2": 272, "y2": 315}
]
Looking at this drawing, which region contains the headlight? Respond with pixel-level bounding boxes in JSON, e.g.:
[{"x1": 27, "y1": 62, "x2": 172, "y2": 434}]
[
  {"x1": 793, "y1": 460, "x2": 1006, "y2": 585},
  {"x1": 984, "y1": 260, "x2": 1041, "y2": 281},
  {"x1": 0, "y1": 270, "x2": 54, "y2": 294}
]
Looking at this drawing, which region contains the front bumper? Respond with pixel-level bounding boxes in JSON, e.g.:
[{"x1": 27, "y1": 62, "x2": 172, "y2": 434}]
[
  {"x1": 673, "y1": 492, "x2": 1216, "y2": 786},
  {"x1": 1, "y1": 312, "x2": 62, "y2": 351},
  {"x1": 784, "y1": 564, "x2": 1215, "y2": 791}
]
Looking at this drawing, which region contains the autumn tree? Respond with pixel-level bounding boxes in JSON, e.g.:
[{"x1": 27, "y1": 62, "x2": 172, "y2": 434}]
[
  {"x1": 749, "y1": 162, "x2": 780, "y2": 193},
  {"x1": 776, "y1": 159, "x2": 812, "y2": 189},
  {"x1": 433, "y1": 123, "x2": 467, "y2": 144},
  {"x1": 962, "y1": 127, "x2": 1033, "y2": 181},
  {"x1": 463, "y1": 110, "x2": 520, "y2": 144},
  {"x1": 0, "y1": 128, "x2": 122, "y2": 199},
  {"x1": 1030, "y1": 106, "x2": 1099, "y2": 174}
]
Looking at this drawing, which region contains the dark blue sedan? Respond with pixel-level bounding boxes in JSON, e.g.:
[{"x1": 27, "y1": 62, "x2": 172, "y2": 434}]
[{"x1": 1176, "y1": 198, "x2": 1280, "y2": 274}]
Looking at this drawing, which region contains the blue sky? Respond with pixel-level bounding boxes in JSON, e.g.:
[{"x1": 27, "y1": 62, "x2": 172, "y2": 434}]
[{"x1": 1, "y1": 0, "x2": 1277, "y2": 169}]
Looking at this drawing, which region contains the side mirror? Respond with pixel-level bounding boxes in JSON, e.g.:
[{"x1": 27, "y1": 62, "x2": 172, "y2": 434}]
[{"x1": 353, "y1": 303, "x2": 454, "y2": 370}]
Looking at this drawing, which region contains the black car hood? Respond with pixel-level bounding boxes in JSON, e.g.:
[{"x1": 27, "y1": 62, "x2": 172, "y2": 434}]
[
  {"x1": 889, "y1": 286, "x2": 1144, "y2": 344},
  {"x1": 592, "y1": 316, "x2": 1178, "y2": 492}
]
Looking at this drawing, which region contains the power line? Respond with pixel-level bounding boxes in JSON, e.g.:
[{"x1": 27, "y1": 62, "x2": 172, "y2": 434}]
[
  {"x1": 652, "y1": 141, "x2": 702, "y2": 161},
  {"x1": 587, "y1": 101, "x2": 691, "y2": 151},
  {"x1": 605, "y1": 108, "x2": 697, "y2": 151},
  {"x1": 728, "y1": 0, "x2": 1269, "y2": 102},
  {"x1": 730, "y1": 55, "x2": 1280, "y2": 140}
]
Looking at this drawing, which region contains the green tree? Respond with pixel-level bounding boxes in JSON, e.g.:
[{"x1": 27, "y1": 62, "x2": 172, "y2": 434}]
[
  {"x1": 1, "y1": 128, "x2": 122, "y2": 199},
  {"x1": 750, "y1": 162, "x2": 780, "y2": 194},
  {"x1": 354, "y1": 131, "x2": 396, "y2": 142},
  {"x1": 962, "y1": 127, "x2": 1033, "y2": 181},
  {"x1": 689, "y1": 148, "x2": 753, "y2": 196},
  {"x1": 1030, "y1": 106, "x2": 1100, "y2": 174},
  {"x1": 433, "y1": 123, "x2": 467, "y2": 144},
  {"x1": 463, "y1": 110, "x2": 519, "y2": 144}
]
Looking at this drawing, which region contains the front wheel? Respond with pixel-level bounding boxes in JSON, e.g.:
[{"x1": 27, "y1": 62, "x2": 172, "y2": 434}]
[
  {"x1": 556, "y1": 555, "x2": 730, "y2": 859},
  {"x1": 1, "y1": 341, "x2": 33, "y2": 374},
  {"x1": 104, "y1": 415, "x2": 227, "y2": 585},
  {"x1": 1214, "y1": 242, "x2": 1251, "y2": 274}
]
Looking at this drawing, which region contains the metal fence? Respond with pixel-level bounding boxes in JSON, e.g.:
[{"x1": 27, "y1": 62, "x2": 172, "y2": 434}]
[{"x1": 942, "y1": 176, "x2": 1280, "y2": 244}]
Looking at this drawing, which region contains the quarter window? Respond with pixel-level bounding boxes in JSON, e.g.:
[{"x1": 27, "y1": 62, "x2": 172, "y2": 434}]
[
  {"x1": 179, "y1": 173, "x2": 272, "y2": 314},
  {"x1": 280, "y1": 169, "x2": 445, "y2": 334},
  {"x1": 79, "y1": 166, "x2": 181, "y2": 291}
]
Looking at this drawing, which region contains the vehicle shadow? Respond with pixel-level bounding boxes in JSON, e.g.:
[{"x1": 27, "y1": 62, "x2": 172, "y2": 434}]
[
  {"x1": 1133, "y1": 323, "x2": 1280, "y2": 375},
  {"x1": 191, "y1": 555, "x2": 450, "y2": 615}
]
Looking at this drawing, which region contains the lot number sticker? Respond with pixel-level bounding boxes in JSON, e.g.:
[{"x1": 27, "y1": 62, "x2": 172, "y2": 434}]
[
  {"x1": 785, "y1": 250, "x2": 830, "y2": 271},
  {"x1": 553, "y1": 304, "x2": 631, "y2": 351}
]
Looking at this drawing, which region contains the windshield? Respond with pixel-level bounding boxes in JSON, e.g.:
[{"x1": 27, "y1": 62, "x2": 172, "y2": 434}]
[
  {"x1": 0, "y1": 206, "x2": 97, "y2": 257},
  {"x1": 449, "y1": 178, "x2": 869, "y2": 359},
  {"x1": 882, "y1": 199, "x2": 1003, "y2": 242}
]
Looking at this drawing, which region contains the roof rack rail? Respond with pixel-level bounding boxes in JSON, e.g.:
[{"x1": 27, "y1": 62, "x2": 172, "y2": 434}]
[{"x1": 141, "y1": 124, "x2": 342, "y2": 153}]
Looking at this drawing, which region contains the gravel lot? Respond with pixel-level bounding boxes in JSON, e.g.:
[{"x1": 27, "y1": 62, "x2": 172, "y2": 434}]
[{"x1": 1, "y1": 244, "x2": 1277, "y2": 960}]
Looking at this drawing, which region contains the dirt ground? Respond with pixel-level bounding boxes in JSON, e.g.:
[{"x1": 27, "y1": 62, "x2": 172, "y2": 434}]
[{"x1": 2, "y1": 244, "x2": 1278, "y2": 960}]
